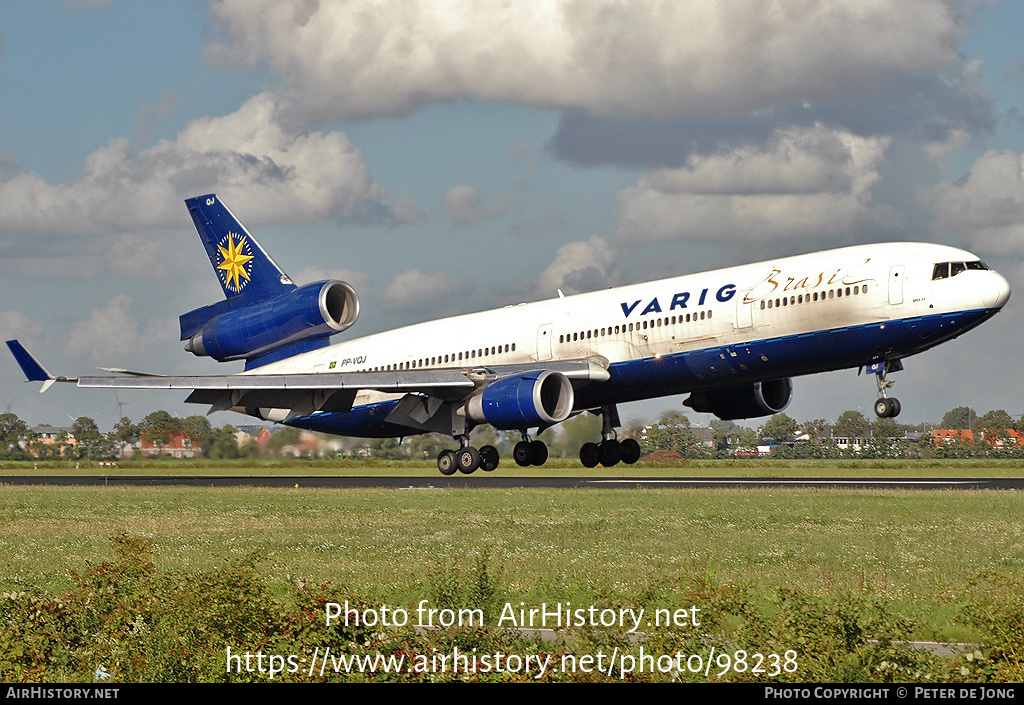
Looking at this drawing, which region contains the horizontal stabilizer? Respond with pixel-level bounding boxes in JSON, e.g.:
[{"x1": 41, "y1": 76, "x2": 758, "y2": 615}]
[{"x1": 97, "y1": 367, "x2": 168, "y2": 377}]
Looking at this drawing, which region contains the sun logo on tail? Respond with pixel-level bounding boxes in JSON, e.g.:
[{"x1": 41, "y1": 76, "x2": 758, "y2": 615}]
[{"x1": 217, "y1": 232, "x2": 255, "y2": 293}]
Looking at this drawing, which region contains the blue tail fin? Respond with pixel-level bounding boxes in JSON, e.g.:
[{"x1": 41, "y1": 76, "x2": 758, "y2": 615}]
[{"x1": 185, "y1": 194, "x2": 294, "y2": 302}]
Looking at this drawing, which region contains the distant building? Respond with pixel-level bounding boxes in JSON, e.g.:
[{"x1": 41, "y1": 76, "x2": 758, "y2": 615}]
[
  {"x1": 932, "y1": 428, "x2": 1023, "y2": 448},
  {"x1": 29, "y1": 425, "x2": 76, "y2": 457},
  {"x1": 140, "y1": 432, "x2": 200, "y2": 459}
]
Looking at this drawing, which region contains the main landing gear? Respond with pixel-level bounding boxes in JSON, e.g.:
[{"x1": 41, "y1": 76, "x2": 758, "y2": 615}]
[
  {"x1": 579, "y1": 405, "x2": 642, "y2": 468},
  {"x1": 513, "y1": 432, "x2": 548, "y2": 467},
  {"x1": 434, "y1": 405, "x2": 645, "y2": 475},
  {"x1": 436, "y1": 431, "x2": 548, "y2": 475},
  {"x1": 437, "y1": 438, "x2": 500, "y2": 475},
  {"x1": 869, "y1": 360, "x2": 902, "y2": 418}
]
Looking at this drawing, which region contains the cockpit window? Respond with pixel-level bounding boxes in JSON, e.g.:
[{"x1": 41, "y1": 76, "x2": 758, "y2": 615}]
[{"x1": 933, "y1": 260, "x2": 989, "y2": 280}]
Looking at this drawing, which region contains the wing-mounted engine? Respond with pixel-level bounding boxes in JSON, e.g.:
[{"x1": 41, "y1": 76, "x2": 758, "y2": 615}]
[
  {"x1": 181, "y1": 280, "x2": 359, "y2": 362},
  {"x1": 464, "y1": 370, "x2": 574, "y2": 429},
  {"x1": 684, "y1": 378, "x2": 793, "y2": 420}
]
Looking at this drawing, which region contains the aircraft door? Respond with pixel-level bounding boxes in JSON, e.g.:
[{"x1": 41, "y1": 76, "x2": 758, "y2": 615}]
[
  {"x1": 735, "y1": 290, "x2": 753, "y2": 330},
  {"x1": 537, "y1": 323, "x2": 553, "y2": 361},
  {"x1": 888, "y1": 265, "x2": 905, "y2": 306}
]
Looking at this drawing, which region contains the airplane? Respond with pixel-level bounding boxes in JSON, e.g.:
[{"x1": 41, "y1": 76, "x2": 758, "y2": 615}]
[{"x1": 7, "y1": 194, "x2": 1012, "y2": 474}]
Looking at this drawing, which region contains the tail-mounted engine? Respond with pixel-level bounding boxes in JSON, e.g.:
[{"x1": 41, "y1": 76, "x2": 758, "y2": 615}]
[
  {"x1": 181, "y1": 280, "x2": 359, "y2": 362},
  {"x1": 684, "y1": 378, "x2": 793, "y2": 420}
]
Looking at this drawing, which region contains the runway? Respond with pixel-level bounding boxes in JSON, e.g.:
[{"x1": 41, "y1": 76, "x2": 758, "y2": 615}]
[{"x1": 2, "y1": 475, "x2": 1022, "y2": 490}]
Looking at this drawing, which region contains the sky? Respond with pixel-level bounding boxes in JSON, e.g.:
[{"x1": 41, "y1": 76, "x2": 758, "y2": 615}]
[{"x1": 1, "y1": 0, "x2": 1024, "y2": 432}]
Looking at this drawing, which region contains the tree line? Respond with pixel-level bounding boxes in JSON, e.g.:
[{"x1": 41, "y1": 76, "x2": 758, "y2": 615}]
[
  {"x1": 0, "y1": 404, "x2": 1020, "y2": 461},
  {"x1": 0, "y1": 411, "x2": 253, "y2": 461}
]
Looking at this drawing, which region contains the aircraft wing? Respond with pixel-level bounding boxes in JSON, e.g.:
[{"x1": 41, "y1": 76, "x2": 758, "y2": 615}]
[{"x1": 7, "y1": 339, "x2": 609, "y2": 419}]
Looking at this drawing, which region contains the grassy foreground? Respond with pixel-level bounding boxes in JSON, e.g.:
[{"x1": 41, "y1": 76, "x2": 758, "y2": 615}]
[{"x1": 1, "y1": 480, "x2": 1022, "y2": 681}]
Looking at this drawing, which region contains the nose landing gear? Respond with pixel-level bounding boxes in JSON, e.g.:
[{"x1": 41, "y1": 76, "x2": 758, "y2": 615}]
[{"x1": 867, "y1": 360, "x2": 902, "y2": 418}]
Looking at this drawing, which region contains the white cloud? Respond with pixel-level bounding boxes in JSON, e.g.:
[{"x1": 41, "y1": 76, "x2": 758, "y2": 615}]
[
  {"x1": 512, "y1": 210, "x2": 567, "y2": 240},
  {"x1": 206, "y1": 0, "x2": 963, "y2": 121},
  {"x1": 535, "y1": 236, "x2": 618, "y2": 296},
  {"x1": 382, "y1": 269, "x2": 465, "y2": 311},
  {"x1": 64, "y1": 294, "x2": 144, "y2": 364},
  {"x1": 134, "y1": 89, "x2": 179, "y2": 147},
  {"x1": 0, "y1": 311, "x2": 41, "y2": 345},
  {"x1": 390, "y1": 195, "x2": 428, "y2": 225},
  {"x1": 442, "y1": 184, "x2": 512, "y2": 225},
  {"x1": 930, "y1": 150, "x2": 1024, "y2": 256},
  {"x1": 0, "y1": 93, "x2": 387, "y2": 240},
  {"x1": 615, "y1": 126, "x2": 889, "y2": 247}
]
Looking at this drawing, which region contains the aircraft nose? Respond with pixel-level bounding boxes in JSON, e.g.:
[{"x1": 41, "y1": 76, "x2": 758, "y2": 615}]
[{"x1": 983, "y1": 270, "x2": 1011, "y2": 309}]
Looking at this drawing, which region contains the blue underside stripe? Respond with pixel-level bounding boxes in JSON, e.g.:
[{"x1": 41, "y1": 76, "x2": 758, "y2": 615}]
[{"x1": 288, "y1": 307, "x2": 999, "y2": 437}]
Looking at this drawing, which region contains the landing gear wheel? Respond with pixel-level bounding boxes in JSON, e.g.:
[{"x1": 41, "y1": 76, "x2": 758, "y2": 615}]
[
  {"x1": 437, "y1": 450, "x2": 457, "y2": 476},
  {"x1": 513, "y1": 441, "x2": 532, "y2": 467},
  {"x1": 479, "y1": 445, "x2": 499, "y2": 472},
  {"x1": 599, "y1": 439, "x2": 623, "y2": 467},
  {"x1": 529, "y1": 440, "x2": 548, "y2": 466},
  {"x1": 580, "y1": 442, "x2": 600, "y2": 469},
  {"x1": 620, "y1": 438, "x2": 642, "y2": 465},
  {"x1": 874, "y1": 397, "x2": 901, "y2": 418},
  {"x1": 457, "y1": 446, "x2": 480, "y2": 474}
]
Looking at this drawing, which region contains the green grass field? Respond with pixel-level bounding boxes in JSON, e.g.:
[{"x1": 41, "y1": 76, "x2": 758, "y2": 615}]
[
  {"x1": 2, "y1": 482, "x2": 1021, "y2": 637},
  {"x1": 2, "y1": 461, "x2": 1022, "y2": 681}
]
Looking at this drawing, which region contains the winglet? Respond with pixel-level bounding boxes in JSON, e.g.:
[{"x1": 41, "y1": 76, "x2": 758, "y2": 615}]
[{"x1": 6, "y1": 340, "x2": 67, "y2": 392}]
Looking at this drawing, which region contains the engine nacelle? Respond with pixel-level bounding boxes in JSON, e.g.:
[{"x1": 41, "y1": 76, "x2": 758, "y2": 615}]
[
  {"x1": 185, "y1": 280, "x2": 359, "y2": 361},
  {"x1": 464, "y1": 370, "x2": 574, "y2": 429},
  {"x1": 684, "y1": 378, "x2": 793, "y2": 420}
]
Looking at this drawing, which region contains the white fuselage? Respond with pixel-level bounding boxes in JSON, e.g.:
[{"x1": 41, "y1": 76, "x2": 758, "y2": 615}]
[{"x1": 246, "y1": 242, "x2": 1009, "y2": 421}]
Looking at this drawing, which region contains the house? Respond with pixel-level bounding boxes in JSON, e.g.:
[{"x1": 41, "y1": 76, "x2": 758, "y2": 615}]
[
  {"x1": 140, "y1": 431, "x2": 200, "y2": 459},
  {"x1": 933, "y1": 428, "x2": 1023, "y2": 448},
  {"x1": 29, "y1": 425, "x2": 76, "y2": 457}
]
